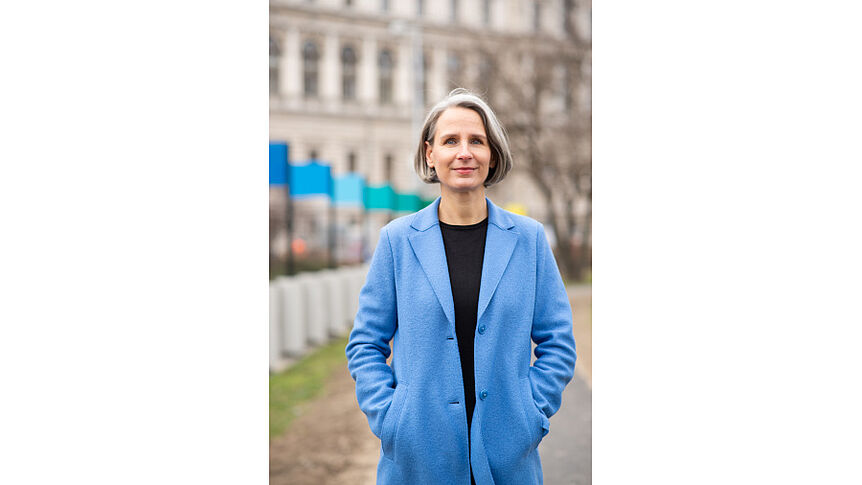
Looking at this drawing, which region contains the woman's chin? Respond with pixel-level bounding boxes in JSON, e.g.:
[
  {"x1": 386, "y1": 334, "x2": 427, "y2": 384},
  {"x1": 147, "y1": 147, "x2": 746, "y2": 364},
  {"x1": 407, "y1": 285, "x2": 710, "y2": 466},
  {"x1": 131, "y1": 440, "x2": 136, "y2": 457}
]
[{"x1": 443, "y1": 183, "x2": 484, "y2": 195}]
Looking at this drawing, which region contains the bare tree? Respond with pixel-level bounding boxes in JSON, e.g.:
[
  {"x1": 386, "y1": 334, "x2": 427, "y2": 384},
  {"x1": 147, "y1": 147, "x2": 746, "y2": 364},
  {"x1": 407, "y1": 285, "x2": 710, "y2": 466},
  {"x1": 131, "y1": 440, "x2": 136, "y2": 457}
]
[{"x1": 474, "y1": 4, "x2": 592, "y2": 280}]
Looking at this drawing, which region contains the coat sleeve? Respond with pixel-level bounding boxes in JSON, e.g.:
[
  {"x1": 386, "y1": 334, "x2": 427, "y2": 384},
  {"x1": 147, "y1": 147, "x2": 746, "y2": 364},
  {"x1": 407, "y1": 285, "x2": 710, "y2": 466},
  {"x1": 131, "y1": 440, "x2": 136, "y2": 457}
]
[
  {"x1": 345, "y1": 226, "x2": 398, "y2": 439},
  {"x1": 529, "y1": 224, "x2": 577, "y2": 420}
]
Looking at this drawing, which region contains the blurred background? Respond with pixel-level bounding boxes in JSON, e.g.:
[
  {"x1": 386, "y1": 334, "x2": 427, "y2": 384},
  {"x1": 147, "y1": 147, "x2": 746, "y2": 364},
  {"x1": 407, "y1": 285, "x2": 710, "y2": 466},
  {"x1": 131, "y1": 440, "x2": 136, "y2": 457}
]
[{"x1": 269, "y1": 1, "x2": 591, "y2": 483}]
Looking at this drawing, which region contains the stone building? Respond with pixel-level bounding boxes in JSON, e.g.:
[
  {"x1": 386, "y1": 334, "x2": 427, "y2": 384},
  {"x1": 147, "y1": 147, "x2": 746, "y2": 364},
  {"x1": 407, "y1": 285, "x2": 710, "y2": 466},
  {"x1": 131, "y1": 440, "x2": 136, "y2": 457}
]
[{"x1": 270, "y1": 0, "x2": 591, "y2": 272}]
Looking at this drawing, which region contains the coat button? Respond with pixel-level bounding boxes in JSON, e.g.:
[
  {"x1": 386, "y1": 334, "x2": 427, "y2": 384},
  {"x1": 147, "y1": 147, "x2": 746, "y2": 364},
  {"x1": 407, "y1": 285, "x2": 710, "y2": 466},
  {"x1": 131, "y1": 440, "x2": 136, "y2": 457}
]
[
  {"x1": 479, "y1": 389, "x2": 488, "y2": 400},
  {"x1": 478, "y1": 324, "x2": 486, "y2": 335}
]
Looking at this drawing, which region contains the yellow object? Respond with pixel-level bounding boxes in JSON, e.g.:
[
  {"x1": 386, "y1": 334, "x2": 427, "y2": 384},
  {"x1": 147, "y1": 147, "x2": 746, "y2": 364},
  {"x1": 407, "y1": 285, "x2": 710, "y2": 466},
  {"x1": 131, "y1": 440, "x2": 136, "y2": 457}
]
[{"x1": 503, "y1": 202, "x2": 528, "y2": 216}]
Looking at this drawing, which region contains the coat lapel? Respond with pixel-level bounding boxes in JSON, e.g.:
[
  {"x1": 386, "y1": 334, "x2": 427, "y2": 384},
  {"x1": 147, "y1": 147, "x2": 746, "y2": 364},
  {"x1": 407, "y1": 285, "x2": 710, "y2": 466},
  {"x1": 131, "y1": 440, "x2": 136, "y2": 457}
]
[
  {"x1": 408, "y1": 198, "x2": 456, "y2": 328},
  {"x1": 477, "y1": 199, "x2": 518, "y2": 323},
  {"x1": 407, "y1": 197, "x2": 519, "y2": 329}
]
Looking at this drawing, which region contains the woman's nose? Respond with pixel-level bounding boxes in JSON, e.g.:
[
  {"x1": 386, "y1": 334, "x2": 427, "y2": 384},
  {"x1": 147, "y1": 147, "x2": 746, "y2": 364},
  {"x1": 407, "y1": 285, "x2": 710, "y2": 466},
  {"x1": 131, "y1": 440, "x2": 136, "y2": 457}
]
[{"x1": 456, "y1": 142, "x2": 473, "y2": 159}]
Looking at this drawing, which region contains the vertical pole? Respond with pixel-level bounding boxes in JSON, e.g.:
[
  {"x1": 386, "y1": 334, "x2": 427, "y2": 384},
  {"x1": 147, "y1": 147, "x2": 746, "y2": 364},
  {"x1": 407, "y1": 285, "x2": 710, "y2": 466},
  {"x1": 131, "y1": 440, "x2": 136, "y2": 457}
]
[
  {"x1": 360, "y1": 186, "x2": 368, "y2": 263},
  {"x1": 286, "y1": 159, "x2": 295, "y2": 276},
  {"x1": 411, "y1": 22, "x2": 425, "y2": 197},
  {"x1": 329, "y1": 174, "x2": 336, "y2": 269},
  {"x1": 360, "y1": 210, "x2": 366, "y2": 263}
]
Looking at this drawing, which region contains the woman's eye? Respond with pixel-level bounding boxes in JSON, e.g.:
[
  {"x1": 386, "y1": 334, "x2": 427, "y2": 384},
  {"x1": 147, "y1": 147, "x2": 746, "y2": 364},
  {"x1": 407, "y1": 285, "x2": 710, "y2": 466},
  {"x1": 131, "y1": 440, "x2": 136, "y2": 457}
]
[
  {"x1": 444, "y1": 139, "x2": 456, "y2": 145},
  {"x1": 471, "y1": 139, "x2": 483, "y2": 144}
]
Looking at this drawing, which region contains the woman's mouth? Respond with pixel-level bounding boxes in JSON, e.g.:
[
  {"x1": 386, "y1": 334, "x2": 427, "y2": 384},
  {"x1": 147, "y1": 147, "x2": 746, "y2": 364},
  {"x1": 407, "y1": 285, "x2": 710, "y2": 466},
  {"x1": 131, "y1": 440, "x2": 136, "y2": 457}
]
[{"x1": 454, "y1": 168, "x2": 476, "y2": 174}]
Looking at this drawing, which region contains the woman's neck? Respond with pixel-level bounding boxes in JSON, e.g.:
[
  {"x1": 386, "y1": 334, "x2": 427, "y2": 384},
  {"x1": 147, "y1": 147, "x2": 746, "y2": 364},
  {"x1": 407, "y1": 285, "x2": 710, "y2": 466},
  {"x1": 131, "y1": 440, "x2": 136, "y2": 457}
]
[{"x1": 438, "y1": 189, "x2": 488, "y2": 225}]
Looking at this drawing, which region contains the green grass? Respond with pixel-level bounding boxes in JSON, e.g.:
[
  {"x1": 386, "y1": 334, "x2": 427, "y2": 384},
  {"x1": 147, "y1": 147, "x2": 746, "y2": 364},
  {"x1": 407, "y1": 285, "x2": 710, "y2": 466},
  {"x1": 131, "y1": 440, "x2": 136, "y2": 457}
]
[{"x1": 269, "y1": 336, "x2": 350, "y2": 439}]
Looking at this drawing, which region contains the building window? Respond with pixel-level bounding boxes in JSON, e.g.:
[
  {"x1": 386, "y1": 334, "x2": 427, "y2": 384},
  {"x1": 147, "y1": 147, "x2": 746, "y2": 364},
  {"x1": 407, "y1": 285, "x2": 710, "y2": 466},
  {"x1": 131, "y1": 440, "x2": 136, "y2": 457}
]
[
  {"x1": 378, "y1": 49, "x2": 394, "y2": 104},
  {"x1": 447, "y1": 51, "x2": 461, "y2": 89},
  {"x1": 384, "y1": 154, "x2": 393, "y2": 182},
  {"x1": 302, "y1": 40, "x2": 320, "y2": 97},
  {"x1": 563, "y1": 0, "x2": 574, "y2": 36},
  {"x1": 533, "y1": 1, "x2": 542, "y2": 32},
  {"x1": 341, "y1": 46, "x2": 358, "y2": 100},
  {"x1": 421, "y1": 50, "x2": 430, "y2": 104},
  {"x1": 348, "y1": 152, "x2": 357, "y2": 172},
  {"x1": 483, "y1": 0, "x2": 491, "y2": 26},
  {"x1": 270, "y1": 35, "x2": 280, "y2": 95},
  {"x1": 450, "y1": 0, "x2": 459, "y2": 22},
  {"x1": 345, "y1": 0, "x2": 353, "y2": 6},
  {"x1": 417, "y1": 0, "x2": 424, "y2": 16},
  {"x1": 478, "y1": 54, "x2": 492, "y2": 97},
  {"x1": 382, "y1": 0, "x2": 389, "y2": 12}
]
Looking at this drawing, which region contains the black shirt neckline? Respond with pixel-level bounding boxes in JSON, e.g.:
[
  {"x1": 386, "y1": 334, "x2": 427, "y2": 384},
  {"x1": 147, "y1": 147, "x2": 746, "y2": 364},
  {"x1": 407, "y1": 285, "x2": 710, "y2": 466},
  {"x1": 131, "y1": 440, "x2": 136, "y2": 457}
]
[{"x1": 438, "y1": 217, "x2": 489, "y2": 230}]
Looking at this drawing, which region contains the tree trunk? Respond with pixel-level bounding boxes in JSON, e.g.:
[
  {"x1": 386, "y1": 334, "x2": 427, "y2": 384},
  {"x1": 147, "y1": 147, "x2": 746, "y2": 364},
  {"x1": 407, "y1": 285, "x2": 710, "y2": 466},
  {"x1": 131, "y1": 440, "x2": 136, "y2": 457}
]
[
  {"x1": 540, "y1": 187, "x2": 577, "y2": 281},
  {"x1": 564, "y1": 194, "x2": 581, "y2": 281},
  {"x1": 580, "y1": 186, "x2": 592, "y2": 279}
]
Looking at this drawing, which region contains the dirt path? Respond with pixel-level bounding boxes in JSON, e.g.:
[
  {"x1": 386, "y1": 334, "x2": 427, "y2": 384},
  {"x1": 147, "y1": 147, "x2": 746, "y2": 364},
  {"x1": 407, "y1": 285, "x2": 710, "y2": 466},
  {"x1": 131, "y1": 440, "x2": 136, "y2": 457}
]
[
  {"x1": 269, "y1": 363, "x2": 378, "y2": 485},
  {"x1": 270, "y1": 285, "x2": 592, "y2": 484}
]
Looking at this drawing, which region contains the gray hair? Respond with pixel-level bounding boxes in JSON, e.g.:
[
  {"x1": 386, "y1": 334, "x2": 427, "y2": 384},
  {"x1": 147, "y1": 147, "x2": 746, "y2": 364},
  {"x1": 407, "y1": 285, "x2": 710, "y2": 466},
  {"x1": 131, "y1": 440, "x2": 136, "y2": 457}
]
[{"x1": 414, "y1": 88, "x2": 513, "y2": 187}]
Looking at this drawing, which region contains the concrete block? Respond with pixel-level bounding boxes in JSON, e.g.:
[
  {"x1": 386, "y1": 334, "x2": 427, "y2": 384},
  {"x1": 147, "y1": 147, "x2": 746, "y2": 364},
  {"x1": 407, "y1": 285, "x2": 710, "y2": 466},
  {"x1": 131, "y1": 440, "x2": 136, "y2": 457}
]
[
  {"x1": 298, "y1": 272, "x2": 329, "y2": 346},
  {"x1": 270, "y1": 283, "x2": 289, "y2": 373},
  {"x1": 322, "y1": 270, "x2": 348, "y2": 337},
  {"x1": 279, "y1": 277, "x2": 307, "y2": 358}
]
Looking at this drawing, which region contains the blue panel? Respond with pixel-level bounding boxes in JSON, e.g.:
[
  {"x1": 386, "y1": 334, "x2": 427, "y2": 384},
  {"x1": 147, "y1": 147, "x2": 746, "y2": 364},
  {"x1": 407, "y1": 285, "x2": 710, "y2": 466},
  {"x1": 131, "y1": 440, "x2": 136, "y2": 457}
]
[
  {"x1": 363, "y1": 183, "x2": 396, "y2": 211},
  {"x1": 269, "y1": 142, "x2": 289, "y2": 185},
  {"x1": 333, "y1": 173, "x2": 365, "y2": 206},
  {"x1": 289, "y1": 160, "x2": 332, "y2": 198}
]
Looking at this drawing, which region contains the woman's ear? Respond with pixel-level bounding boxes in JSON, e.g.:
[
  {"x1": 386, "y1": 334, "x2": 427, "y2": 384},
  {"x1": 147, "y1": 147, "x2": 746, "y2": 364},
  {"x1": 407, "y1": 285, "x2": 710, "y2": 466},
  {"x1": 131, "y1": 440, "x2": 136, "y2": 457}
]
[{"x1": 424, "y1": 140, "x2": 433, "y2": 167}]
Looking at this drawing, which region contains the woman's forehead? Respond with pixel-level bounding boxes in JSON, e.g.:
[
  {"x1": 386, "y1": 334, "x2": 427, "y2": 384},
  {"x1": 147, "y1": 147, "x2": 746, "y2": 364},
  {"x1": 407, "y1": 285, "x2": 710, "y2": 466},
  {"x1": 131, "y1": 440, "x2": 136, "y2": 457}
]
[{"x1": 435, "y1": 107, "x2": 486, "y2": 135}]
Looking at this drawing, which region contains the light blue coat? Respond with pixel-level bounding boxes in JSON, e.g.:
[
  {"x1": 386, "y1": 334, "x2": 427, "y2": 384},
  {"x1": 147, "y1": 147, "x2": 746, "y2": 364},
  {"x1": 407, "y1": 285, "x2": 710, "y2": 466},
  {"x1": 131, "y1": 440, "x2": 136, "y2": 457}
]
[{"x1": 346, "y1": 197, "x2": 577, "y2": 485}]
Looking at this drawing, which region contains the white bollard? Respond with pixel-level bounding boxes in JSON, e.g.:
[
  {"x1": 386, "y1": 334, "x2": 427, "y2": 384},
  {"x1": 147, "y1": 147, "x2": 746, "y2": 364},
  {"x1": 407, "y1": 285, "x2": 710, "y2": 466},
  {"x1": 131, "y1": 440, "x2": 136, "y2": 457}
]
[
  {"x1": 270, "y1": 283, "x2": 288, "y2": 373},
  {"x1": 352, "y1": 264, "x2": 369, "y2": 318},
  {"x1": 322, "y1": 270, "x2": 347, "y2": 337},
  {"x1": 338, "y1": 269, "x2": 353, "y2": 332},
  {"x1": 347, "y1": 267, "x2": 364, "y2": 328},
  {"x1": 299, "y1": 272, "x2": 328, "y2": 346},
  {"x1": 279, "y1": 277, "x2": 306, "y2": 358},
  {"x1": 316, "y1": 270, "x2": 333, "y2": 341},
  {"x1": 344, "y1": 268, "x2": 357, "y2": 331}
]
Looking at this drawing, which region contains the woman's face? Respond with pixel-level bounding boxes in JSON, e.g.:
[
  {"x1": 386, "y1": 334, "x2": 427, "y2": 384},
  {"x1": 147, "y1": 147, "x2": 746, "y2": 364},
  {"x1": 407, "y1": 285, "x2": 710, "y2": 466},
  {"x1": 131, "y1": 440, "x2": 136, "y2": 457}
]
[{"x1": 425, "y1": 107, "x2": 495, "y2": 197}]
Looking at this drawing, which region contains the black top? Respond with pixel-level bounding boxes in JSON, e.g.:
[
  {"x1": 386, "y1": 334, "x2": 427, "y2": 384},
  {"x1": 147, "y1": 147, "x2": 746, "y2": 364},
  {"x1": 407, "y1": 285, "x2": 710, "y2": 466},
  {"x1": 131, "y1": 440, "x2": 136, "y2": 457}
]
[{"x1": 439, "y1": 217, "x2": 489, "y2": 440}]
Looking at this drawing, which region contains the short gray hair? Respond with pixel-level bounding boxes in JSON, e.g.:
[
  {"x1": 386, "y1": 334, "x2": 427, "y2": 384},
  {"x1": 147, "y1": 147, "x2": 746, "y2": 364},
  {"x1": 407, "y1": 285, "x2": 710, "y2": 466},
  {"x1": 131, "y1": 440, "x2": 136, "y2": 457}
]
[{"x1": 414, "y1": 88, "x2": 513, "y2": 187}]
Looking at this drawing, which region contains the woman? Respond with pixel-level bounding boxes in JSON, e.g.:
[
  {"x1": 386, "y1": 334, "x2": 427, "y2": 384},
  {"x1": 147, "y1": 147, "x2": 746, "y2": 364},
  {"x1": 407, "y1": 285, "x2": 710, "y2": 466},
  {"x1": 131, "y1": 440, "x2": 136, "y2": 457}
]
[{"x1": 346, "y1": 89, "x2": 576, "y2": 485}]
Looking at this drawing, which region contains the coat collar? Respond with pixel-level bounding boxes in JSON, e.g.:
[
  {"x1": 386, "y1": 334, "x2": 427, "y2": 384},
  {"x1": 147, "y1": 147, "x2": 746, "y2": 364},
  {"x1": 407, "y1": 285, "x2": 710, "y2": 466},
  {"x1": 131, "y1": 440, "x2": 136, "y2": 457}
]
[
  {"x1": 407, "y1": 197, "x2": 519, "y2": 328},
  {"x1": 409, "y1": 196, "x2": 516, "y2": 232}
]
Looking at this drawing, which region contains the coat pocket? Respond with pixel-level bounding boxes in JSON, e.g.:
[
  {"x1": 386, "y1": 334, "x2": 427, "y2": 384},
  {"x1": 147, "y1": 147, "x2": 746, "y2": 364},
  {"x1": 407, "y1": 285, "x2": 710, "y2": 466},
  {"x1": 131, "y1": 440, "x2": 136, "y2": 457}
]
[
  {"x1": 380, "y1": 383, "x2": 409, "y2": 461},
  {"x1": 520, "y1": 377, "x2": 550, "y2": 446}
]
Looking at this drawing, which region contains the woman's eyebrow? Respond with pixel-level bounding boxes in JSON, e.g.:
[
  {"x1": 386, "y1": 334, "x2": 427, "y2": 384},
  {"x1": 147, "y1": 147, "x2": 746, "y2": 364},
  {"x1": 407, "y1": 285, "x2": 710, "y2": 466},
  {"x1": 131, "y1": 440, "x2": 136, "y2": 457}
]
[{"x1": 438, "y1": 132, "x2": 487, "y2": 140}]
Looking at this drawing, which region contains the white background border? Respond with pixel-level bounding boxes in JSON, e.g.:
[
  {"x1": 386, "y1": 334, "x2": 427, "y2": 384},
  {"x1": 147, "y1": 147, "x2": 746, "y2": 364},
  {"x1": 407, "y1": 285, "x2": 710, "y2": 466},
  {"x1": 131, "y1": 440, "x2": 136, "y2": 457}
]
[{"x1": 2, "y1": 1, "x2": 861, "y2": 483}]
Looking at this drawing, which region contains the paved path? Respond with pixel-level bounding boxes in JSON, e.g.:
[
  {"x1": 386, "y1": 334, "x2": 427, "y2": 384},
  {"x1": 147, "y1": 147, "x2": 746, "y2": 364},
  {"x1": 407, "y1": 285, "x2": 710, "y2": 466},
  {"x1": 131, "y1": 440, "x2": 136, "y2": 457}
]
[
  {"x1": 539, "y1": 372, "x2": 592, "y2": 485},
  {"x1": 537, "y1": 284, "x2": 592, "y2": 485}
]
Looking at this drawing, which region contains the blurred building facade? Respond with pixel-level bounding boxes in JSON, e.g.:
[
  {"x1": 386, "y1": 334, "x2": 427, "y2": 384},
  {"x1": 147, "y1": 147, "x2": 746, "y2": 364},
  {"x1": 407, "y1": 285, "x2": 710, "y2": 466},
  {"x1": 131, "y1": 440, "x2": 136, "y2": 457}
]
[{"x1": 270, "y1": 0, "x2": 591, "y2": 275}]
